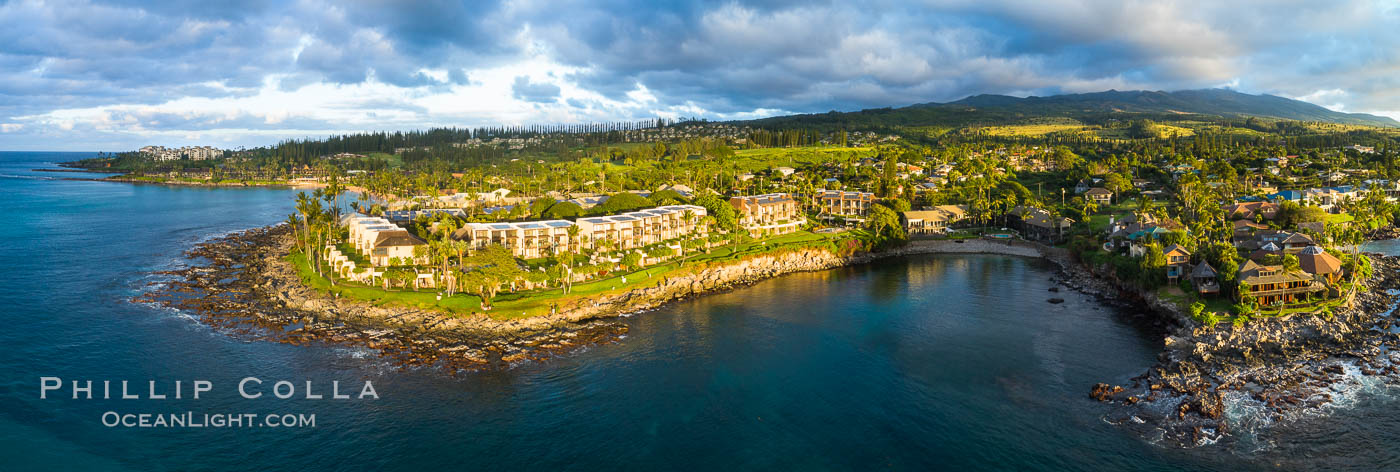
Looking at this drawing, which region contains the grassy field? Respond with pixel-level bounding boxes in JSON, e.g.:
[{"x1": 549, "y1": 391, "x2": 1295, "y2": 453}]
[
  {"x1": 974, "y1": 123, "x2": 1088, "y2": 137},
  {"x1": 295, "y1": 230, "x2": 853, "y2": 320},
  {"x1": 901, "y1": 126, "x2": 954, "y2": 138},
  {"x1": 1326, "y1": 213, "x2": 1355, "y2": 225},
  {"x1": 366, "y1": 152, "x2": 404, "y2": 168},
  {"x1": 726, "y1": 146, "x2": 879, "y2": 172}
]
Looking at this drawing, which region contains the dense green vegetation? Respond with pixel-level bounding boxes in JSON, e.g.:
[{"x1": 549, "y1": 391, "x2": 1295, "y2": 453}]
[{"x1": 68, "y1": 88, "x2": 1400, "y2": 323}]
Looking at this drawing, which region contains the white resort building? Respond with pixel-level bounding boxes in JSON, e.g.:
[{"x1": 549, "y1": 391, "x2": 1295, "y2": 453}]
[
  {"x1": 451, "y1": 204, "x2": 708, "y2": 258},
  {"x1": 342, "y1": 215, "x2": 426, "y2": 266}
]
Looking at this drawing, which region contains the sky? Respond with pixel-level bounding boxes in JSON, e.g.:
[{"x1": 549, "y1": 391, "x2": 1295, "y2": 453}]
[{"x1": 2, "y1": 0, "x2": 1399, "y2": 151}]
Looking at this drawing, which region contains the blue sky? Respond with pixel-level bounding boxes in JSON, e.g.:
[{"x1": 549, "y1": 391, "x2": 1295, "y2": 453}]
[{"x1": 2, "y1": 0, "x2": 1398, "y2": 151}]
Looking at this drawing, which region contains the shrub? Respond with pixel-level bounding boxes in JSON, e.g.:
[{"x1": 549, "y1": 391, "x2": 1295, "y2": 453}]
[
  {"x1": 621, "y1": 252, "x2": 643, "y2": 270},
  {"x1": 1231, "y1": 303, "x2": 1254, "y2": 316},
  {"x1": 1232, "y1": 315, "x2": 1248, "y2": 328}
]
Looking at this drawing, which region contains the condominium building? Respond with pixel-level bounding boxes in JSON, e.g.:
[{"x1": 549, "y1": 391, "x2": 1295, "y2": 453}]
[
  {"x1": 729, "y1": 194, "x2": 803, "y2": 235},
  {"x1": 818, "y1": 190, "x2": 875, "y2": 219},
  {"x1": 574, "y1": 205, "x2": 708, "y2": 250},
  {"x1": 139, "y1": 145, "x2": 223, "y2": 161},
  {"x1": 454, "y1": 205, "x2": 708, "y2": 257},
  {"x1": 342, "y1": 215, "x2": 426, "y2": 266},
  {"x1": 453, "y1": 220, "x2": 576, "y2": 259}
]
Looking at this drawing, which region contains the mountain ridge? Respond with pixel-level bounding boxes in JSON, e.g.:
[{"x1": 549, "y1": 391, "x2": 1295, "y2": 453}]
[{"x1": 747, "y1": 88, "x2": 1398, "y2": 129}]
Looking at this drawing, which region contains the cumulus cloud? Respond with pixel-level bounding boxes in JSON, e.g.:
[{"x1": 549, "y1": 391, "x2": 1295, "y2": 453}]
[
  {"x1": 511, "y1": 76, "x2": 561, "y2": 103},
  {"x1": 1, "y1": 0, "x2": 1399, "y2": 150}
]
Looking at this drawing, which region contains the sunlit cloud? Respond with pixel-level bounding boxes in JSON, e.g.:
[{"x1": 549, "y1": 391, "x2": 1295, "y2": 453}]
[{"x1": 1, "y1": 0, "x2": 1398, "y2": 150}]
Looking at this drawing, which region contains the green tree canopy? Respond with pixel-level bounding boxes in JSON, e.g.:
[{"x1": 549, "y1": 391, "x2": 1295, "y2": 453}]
[
  {"x1": 589, "y1": 192, "x2": 653, "y2": 215},
  {"x1": 694, "y1": 194, "x2": 739, "y2": 232},
  {"x1": 542, "y1": 201, "x2": 584, "y2": 219},
  {"x1": 648, "y1": 189, "x2": 689, "y2": 205}
]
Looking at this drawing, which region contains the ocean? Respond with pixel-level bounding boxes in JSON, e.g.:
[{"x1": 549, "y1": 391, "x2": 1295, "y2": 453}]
[{"x1": 1, "y1": 151, "x2": 1395, "y2": 471}]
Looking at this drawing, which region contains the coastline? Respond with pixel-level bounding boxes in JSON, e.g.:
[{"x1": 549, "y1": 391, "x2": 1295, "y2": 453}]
[
  {"x1": 47, "y1": 173, "x2": 331, "y2": 189},
  {"x1": 1091, "y1": 255, "x2": 1400, "y2": 447},
  {"x1": 142, "y1": 223, "x2": 1400, "y2": 448},
  {"x1": 142, "y1": 226, "x2": 1084, "y2": 369}
]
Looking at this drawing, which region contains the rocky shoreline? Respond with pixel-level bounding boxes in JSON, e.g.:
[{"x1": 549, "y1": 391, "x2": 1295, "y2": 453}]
[
  {"x1": 139, "y1": 226, "x2": 1076, "y2": 371},
  {"x1": 139, "y1": 223, "x2": 1400, "y2": 449},
  {"x1": 1089, "y1": 255, "x2": 1400, "y2": 448}
]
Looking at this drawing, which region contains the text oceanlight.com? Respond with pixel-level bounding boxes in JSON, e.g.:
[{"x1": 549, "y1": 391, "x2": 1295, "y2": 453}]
[{"x1": 101, "y1": 411, "x2": 316, "y2": 428}]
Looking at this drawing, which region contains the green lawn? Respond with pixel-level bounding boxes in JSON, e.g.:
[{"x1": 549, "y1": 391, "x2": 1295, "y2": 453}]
[{"x1": 293, "y1": 230, "x2": 853, "y2": 320}]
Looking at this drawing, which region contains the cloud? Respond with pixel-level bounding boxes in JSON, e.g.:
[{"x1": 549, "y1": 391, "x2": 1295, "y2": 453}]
[
  {"x1": 2, "y1": 0, "x2": 1400, "y2": 150},
  {"x1": 511, "y1": 76, "x2": 561, "y2": 103}
]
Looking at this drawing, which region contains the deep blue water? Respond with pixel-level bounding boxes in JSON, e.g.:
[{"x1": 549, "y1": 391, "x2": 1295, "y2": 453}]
[{"x1": 0, "y1": 151, "x2": 1395, "y2": 471}]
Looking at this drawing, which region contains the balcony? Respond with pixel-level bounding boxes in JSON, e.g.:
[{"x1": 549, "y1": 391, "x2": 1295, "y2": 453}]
[{"x1": 1246, "y1": 283, "x2": 1325, "y2": 298}]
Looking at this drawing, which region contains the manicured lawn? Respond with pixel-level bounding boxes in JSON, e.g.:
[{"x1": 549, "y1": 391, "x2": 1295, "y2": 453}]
[{"x1": 292, "y1": 230, "x2": 853, "y2": 321}]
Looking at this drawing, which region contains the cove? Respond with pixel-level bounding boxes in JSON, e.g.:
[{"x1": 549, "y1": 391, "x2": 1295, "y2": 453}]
[{"x1": 0, "y1": 152, "x2": 1361, "y2": 470}]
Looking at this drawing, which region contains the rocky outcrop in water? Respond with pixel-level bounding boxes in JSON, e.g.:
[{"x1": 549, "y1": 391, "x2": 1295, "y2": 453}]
[{"x1": 1090, "y1": 255, "x2": 1400, "y2": 448}]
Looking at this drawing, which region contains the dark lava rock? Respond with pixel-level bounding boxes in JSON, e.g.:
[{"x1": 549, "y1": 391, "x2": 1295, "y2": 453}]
[
  {"x1": 1048, "y1": 287, "x2": 1060, "y2": 292},
  {"x1": 1178, "y1": 393, "x2": 1225, "y2": 420},
  {"x1": 1047, "y1": 298, "x2": 1065, "y2": 304},
  {"x1": 1090, "y1": 383, "x2": 1122, "y2": 401}
]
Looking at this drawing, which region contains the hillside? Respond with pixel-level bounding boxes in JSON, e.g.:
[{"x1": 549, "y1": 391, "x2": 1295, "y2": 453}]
[{"x1": 746, "y1": 89, "x2": 1399, "y2": 130}]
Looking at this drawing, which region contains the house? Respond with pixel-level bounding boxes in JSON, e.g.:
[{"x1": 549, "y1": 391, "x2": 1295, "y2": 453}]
[
  {"x1": 1244, "y1": 179, "x2": 1277, "y2": 194},
  {"x1": 818, "y1": 190, "x2": 876, "y2": 220},
  {"x1": 1297, "y1": 221, "x2": 1326, "y2": 235},
  {"x1": 566, "y1": 195, "x2": 610, "y2": 209},
  {"x1": 1105, "y1": 213, "x2": 1187, "y2": 250},
  {"x1": 773, "y1": 167, "x2": 796, "y2": 178},
  {"x1": 477, "y1": 188, "x2": 512, "y2": 202},
  {"x1": 1296, "y1": 246, "x2": 1344, "y2": 284},
  {"x1": 1221, "y1": 201, "x2": 1279, "y2": 220},
  {"x1": 1248, "y1": 242, "x2": 1283, "y2": 261},
  {"x1": 1084, "y1": 187, "x2": 1113, "y2": 206},
  {"x1": 1163, "y1": 244, "x2": 1191, "y2": 282},
  {"x1": 900, "y1": 205, "x2": 967, "y2": 235},
  {"x1": 1232, "y1": 219, "x2": 1268, "y2": 237},
  {"x1": 1304, "y1": 187, "x2": 1358, "y2": 212},
  {"x1": 1236, "y1": 260, "x2": 1325, "y2": 305},
  {"x1": 1280, "y1": 232, "x2": 1316, "y2": 253},
  {"x1": 1007, "y1": 206, "x2": 1073, "y2": 243},
  {"x1": 656, "y1": 184, "x2": 695, "y2": 197},
  {"x1": 729, "y1": 194, "x2": 802, "y2": 235},
  {"x1": 1191, "y1": 261, "x2": 1219, "y2": 295},
  {"x1": 1268, "y1": 190, "x2": 1305, "y2": 203}
]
